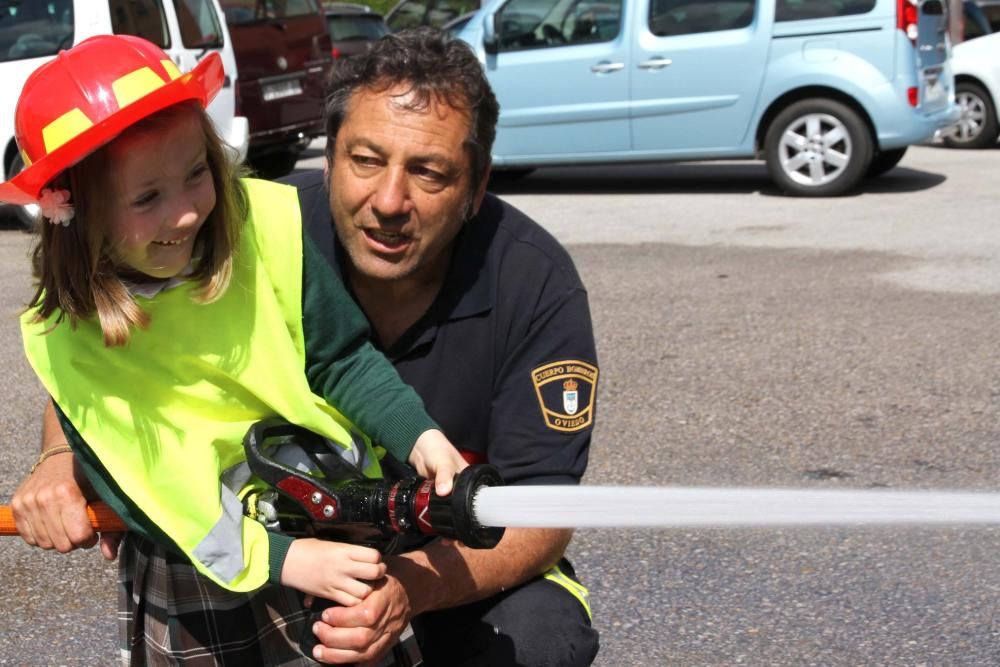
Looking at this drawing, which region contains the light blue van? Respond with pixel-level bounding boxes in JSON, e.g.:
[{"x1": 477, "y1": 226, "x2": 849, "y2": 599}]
[{"x1": 433, "y1": 0, "x2": 960, "y2": 196}]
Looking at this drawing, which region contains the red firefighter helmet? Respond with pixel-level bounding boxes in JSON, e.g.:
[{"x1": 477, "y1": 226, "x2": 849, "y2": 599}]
[{"x1": 0, "y1": 34, "x2": 224, "y2": 205}]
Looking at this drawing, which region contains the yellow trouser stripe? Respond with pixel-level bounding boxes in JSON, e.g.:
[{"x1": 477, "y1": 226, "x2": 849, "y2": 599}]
[{"x1": 543, "y1": 564, "x2": 592, "y2": 620}]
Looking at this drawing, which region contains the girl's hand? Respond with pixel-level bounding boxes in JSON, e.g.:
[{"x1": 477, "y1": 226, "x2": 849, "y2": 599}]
[
  {"x1": 280, "y1": 538, "x2": 386, "y2": 606},
  {"x1": 407, "y1": 429, "x2": 468, "y2": 496}
]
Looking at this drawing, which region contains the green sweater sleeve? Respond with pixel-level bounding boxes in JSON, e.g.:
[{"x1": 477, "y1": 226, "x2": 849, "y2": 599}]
[{"x1": 300, "y1": 232, "x2": 437, "y2": 463}]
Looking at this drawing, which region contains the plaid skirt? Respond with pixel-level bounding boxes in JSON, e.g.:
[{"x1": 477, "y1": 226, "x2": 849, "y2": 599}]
[{"x1": 117, "y1": 534, "x2": 420, "y2": 667}]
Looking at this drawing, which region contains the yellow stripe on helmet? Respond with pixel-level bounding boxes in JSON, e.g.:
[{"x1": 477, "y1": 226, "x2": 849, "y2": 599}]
[
  {"x1": 112, "y1": 66, "x2": 168, "y2": 110},
  {"x1": 41, "y1": 108, "x2": 95, "y2": 155},
  {"x1": 161, "y1": 59, "x2": 182, "y2": 80}
]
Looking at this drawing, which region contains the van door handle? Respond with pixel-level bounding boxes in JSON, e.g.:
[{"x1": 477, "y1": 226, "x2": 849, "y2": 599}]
[
  {"x1": 590, "y1": 62, "x2": 625, "y2": 74},
  {"x1": 638, "y1": 57, "x2": 673, "y2": 70}
]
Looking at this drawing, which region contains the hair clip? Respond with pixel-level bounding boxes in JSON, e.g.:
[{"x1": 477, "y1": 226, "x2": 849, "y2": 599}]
[{"x1": 38, "y1": 188, "x2": 75, "y2": 226}]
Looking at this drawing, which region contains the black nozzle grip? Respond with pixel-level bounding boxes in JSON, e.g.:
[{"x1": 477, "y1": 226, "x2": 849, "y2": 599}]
[{"x1": 424, "y1": 464, "x2": 505, "y2": 549}]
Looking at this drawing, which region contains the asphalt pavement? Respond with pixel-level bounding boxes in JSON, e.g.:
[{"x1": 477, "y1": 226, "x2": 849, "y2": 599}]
[{"x1": 1, "y1": 142, "x2": 999, "y2": 665}]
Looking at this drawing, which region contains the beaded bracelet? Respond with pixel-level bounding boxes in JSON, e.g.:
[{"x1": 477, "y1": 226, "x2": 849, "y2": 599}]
[{"x1": 30, "y1": 445, "x2": 74, "y2": 474}]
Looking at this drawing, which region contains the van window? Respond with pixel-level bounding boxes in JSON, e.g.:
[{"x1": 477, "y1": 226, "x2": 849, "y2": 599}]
[
  {"x1": 173, "y1": 0, "x2": 224, "y2": 48},
  {"x1": 648, "y1": 0, "x2": 754, "y2": 37},
  {"x1": 0, "y1": 0, "x2": 73, "y2": 62},
  {"x1": 221, "y1": 0, "x2": 321, "y2": 24},
  {"x1": 496, "y1": 0, "x2": 623, "y2": 51},
  {"x1": 109, "y1": 0, "x2": 171, "y2": 47},
  {"x1": 386, "y1": 0, "x2": 480, "y2": 31},
  {"x1": 775, "y1": 0, "x2": 876, "y2": 22}
]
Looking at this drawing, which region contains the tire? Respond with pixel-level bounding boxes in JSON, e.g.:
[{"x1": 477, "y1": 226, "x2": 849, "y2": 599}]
[
  {"x1": 942, "y1": 81, "x2": 999, "y2": 149},
  {"x1": 248, "y1": 148, "x2": 300, "y2": 180},
  {"x1": 489, "y1": 167, "x2": 536, "y2": 182},
  {"x1": 5, "y1": 153, "x2": 40, "y2": 231},
  {"x1": 866, "y1": 147, "x2": 907, "y2": 178},
  {"x1": 764, "y1": 98, "x2": 873, "y2": 197}
]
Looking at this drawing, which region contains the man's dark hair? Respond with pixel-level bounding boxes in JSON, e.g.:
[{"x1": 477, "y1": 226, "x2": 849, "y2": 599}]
[{"x1": 324, "y1": 27, "x2": 500, "y2": 189}]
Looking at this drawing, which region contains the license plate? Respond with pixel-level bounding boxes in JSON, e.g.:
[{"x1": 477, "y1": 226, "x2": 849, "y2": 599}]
[
  {"x1": 262, "y1": 79, "x2": 303, "y2": 102},
  {"x1": 922, "y1": 69, "x2": 946, "y2": 105}
]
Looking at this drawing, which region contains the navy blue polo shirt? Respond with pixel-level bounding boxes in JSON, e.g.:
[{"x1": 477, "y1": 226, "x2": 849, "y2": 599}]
[{"x1": 286, "y1": 170, "x2": 598, "y2": 486}]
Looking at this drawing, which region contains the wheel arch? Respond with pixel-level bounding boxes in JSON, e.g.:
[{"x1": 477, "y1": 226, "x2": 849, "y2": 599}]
[
  {"x1": 754, "y1": 87, "x2": 877, "y2": 158},
  {"x1": 954, "y1": 73, "x2": 999, "y2": 114}
]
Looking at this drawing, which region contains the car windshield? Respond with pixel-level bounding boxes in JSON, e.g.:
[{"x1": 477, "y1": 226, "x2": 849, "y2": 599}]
[
  {"x1": 328, "y1": 14, "x2": 388, "y2": 40},
  {"x1": 0, "y1": 0, "x2": 73, "y2": 63}
]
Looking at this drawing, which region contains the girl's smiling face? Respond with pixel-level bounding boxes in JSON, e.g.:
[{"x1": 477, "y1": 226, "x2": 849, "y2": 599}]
[{"x1": 106, "y1": 110, "x2": 217, "y2": 280}]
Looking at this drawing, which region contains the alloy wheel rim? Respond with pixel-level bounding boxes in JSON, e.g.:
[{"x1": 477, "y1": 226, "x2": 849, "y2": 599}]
[
  {"x1": 778, "y1": 112, "x2": 852, "y2": 187},
  {"x1": 948, "y1": 91, "x2": 986, "y2": 142}
]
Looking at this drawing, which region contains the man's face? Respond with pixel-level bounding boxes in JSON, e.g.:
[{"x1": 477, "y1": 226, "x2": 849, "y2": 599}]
[{"x1": 328, "y1": 84, "x2": 487, "y2": 285}]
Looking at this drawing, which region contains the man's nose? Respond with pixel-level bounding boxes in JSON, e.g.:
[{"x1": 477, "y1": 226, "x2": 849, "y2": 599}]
[{"x1": 371, "y1": 167, "x2": 412, "y2": 219}]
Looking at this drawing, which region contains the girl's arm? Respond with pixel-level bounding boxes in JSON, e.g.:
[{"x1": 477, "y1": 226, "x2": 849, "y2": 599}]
[{"x1": 300, "y1": 233, "x2": 464, "y2": 488}]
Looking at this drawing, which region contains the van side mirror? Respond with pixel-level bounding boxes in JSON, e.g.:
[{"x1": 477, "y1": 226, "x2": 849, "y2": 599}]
[
  {"x1": 483, "y1": 13, "x2": 499, "y2": 55},
  {"x1": 922, "y1": 0, "x2": 944, "y2": 16}
]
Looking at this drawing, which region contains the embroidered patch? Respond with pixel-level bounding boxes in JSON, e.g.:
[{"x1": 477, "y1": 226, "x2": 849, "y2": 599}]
[{"x1": 531, "y1": 360, "x2": 598, "y2": 432}]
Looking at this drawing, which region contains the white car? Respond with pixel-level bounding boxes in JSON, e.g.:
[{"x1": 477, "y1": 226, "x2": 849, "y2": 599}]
[
  {"x1": 1, "y1": 0, "x2": 249, "y2": 229},
  {"x1": 944, "y1": 30, "x2": 1000, "y2": 148}
]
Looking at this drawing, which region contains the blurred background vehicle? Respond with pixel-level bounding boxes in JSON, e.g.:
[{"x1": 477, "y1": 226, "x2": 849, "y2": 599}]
[
  {"x1": 385, "y1": 0, "x2": 479, "y2": 31},
  {"x1": 972, "y1": 0, "x2": 1000, "y2": 31},
  {"x1": 448, "y1": 0, "x2": 960, "y2": 197},
  {"x1": 324, "y1": 2, "x2": 388, "y2": 59},
  {"x1": 219, "y1": 0, "x2": 332, "y2": 178},
  {"x1": 1, "y1": 0, "x2": 248, "y2": 230},
  {"x1": 943, "y1": 30, "x2": 1000, "y2": 147},
  {"x1": 963, "y1": 0, "x2": 994, "y2": 38}
]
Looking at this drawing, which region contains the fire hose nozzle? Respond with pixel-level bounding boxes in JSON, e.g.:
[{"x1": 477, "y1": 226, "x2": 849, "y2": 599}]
[
  {"x1": 413, "y1": 464, "x2": 506, "y2": 549},
  {"x1": 243, "y1": 418, "x2": 506, "y2": 549}
]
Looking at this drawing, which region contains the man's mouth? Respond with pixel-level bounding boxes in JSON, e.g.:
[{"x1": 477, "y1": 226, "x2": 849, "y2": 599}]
[{"x1": 364, "y1": 228, "x2": 410, "y2": 249}]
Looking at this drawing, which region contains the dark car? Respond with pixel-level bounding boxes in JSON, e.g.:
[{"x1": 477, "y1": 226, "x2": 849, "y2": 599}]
[
  {"x1": 324, "y1": 2, "x2": 389, "y2": 59},
  {"x1": 219, "y1": 0, "x2": 333, "y2": 178}
]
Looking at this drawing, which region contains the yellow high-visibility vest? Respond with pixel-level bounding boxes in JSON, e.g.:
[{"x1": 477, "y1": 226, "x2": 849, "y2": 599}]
[{"x1": 22, "y1": 178, "x2": 379, "y2": 591}]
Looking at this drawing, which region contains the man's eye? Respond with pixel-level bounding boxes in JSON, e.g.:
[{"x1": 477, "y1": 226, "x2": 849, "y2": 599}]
[
  {"x1": 352, "y1": 154, "x2": 381, "y2": 167},
  {"x1": 412, "y1": 166, "x2": 445, "y2": 182}
]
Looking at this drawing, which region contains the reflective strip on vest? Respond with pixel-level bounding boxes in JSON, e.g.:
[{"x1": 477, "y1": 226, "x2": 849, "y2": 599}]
[
  {"x1": 192, "y1": 485, "x2": 247, "y2": 584},
  {"x1": 543, "y1": 564, "x2": 592, "y2": 620}
]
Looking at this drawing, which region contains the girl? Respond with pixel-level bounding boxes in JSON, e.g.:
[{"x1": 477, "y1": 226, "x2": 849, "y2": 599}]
[{"x1": 0, "y1": 34, "x2": 464, "y2": 664}]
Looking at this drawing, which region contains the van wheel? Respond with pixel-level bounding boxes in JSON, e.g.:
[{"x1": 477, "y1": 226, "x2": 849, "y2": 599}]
[
  {"x1": 249, "y1": 149, "x2": 300, "y2": 180},
  {"x1": 5, "y1": 153, "x2": 39, "y2": 231},
  {"x1": 866, "y1": 147, "x2": 907, "y2": 178},
  {"x1": 942, "y1": 81, "x2": 999, "y2": 149},
  {"x1": 764, "y1": 98, "x2": 872, "y2": 197}
]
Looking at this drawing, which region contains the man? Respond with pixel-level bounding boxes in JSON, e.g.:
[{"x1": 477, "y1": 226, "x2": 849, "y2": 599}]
[{"x1": 14, "y1": 28, "x2": 600, "y2": 666}]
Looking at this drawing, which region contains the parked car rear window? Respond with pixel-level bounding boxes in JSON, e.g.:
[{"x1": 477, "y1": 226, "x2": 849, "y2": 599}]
[
  {"x1": 0, "y1": 0, "x2": 73, "y2": 63},
  {"x1": 328, "y1": 14, "x2": 388, "y2": 40},
  {"x1": 222, "y1": 0, "x2": 321, "y2": 24},
  {"x1": 649, "y1": 0, "x2": 754, "y2": 36},
  {"x1": 174, "y1": 0, "x2": 224, "y2": 48},
  {"x1": 775, "y1": 0, "x2": 876, "y2": 22},
  {"x1": 110, "y1": 0, "x2": 171, "y2": 47},
  {"x1": 386, "y1": 0, "x2": 479, "y2": 31}
]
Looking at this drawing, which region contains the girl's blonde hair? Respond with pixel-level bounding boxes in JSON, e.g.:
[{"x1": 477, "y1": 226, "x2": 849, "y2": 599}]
[{"x1": 27, "y1": 101, "x2": 248, "y2": 347}]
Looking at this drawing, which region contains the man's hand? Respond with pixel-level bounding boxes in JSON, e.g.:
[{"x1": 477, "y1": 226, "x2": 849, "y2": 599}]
[
  {"x1": 408, "y1": 429, "x2": 468, "y2": 495},
  {"x1": 310, "y1": 563, "x2": 414, "y2": 665}
]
